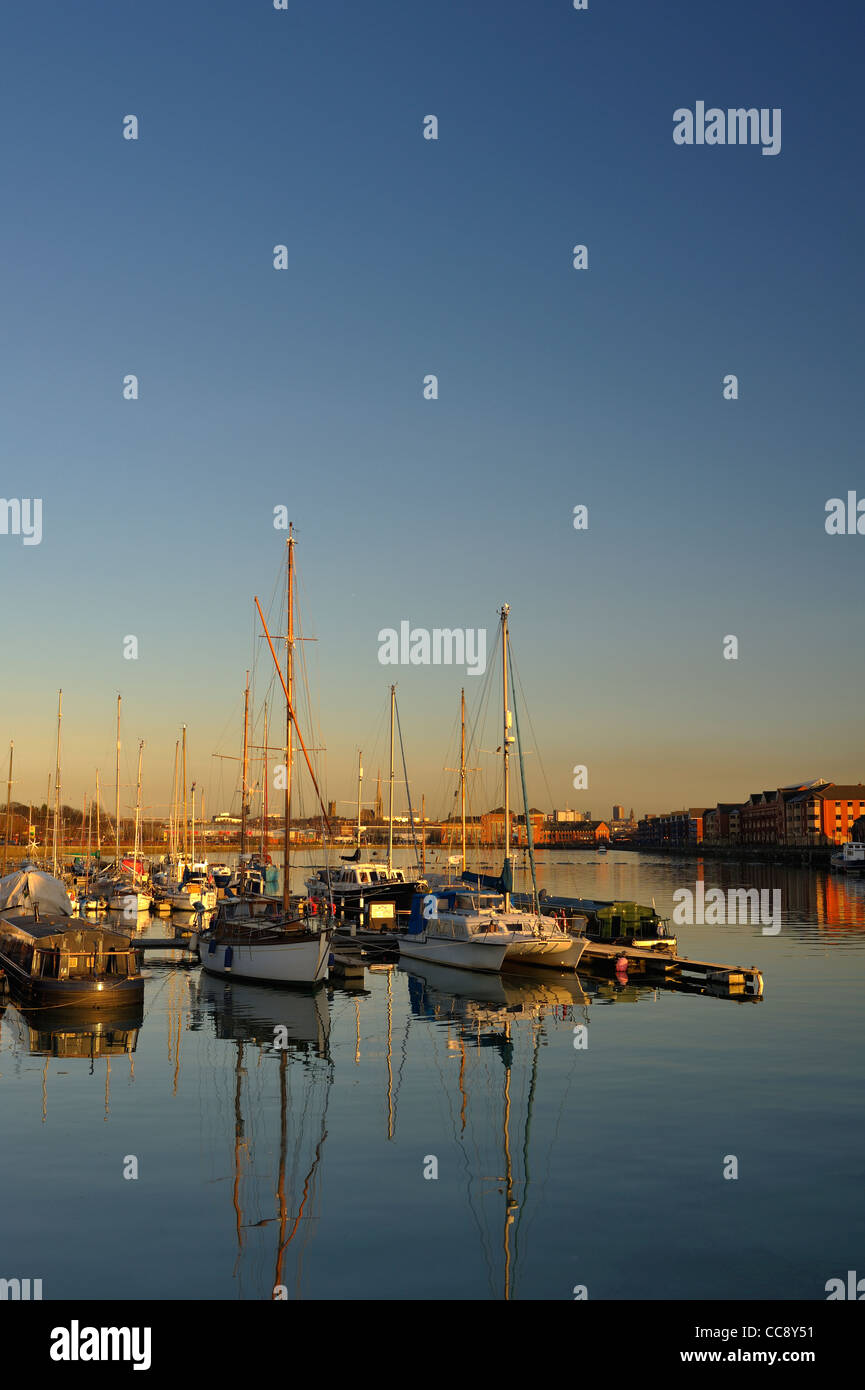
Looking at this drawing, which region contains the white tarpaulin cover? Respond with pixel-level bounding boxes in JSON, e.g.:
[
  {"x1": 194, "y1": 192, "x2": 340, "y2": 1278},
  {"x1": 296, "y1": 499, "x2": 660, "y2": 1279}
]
[{"x1": 0, "y1": 870, "x2": 73, "y2": 916}]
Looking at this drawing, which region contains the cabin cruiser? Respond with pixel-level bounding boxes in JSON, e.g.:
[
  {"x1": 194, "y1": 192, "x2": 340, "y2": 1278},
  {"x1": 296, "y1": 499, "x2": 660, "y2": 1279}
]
[
  {"x1": 0, "y1": 869, "x2": 144, "y2": 1009},
  {"x1": 830, "y1": 841, "x2": 865, "y2": 873},
  {"x1": 306, "y1": 860, "x2": 427, "y2": 920},
  {"x1": 398, "y1": 891, "x2": 514, "y2": 973},
  {"x1": 399, "y1": 887, "x2": 587, "y2": 972},
  {"x1": 194, "y1": 894, "x2": 331, "y2": 986}
]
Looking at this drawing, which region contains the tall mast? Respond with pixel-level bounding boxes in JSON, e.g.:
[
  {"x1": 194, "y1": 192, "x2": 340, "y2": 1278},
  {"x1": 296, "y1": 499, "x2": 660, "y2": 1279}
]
[
  {"x1": 52, "y1": 689, "x2": 62, "y2": 876},
  {"x1": 387, "y1": 686, "x2": 395, "y2": 871},
  {"x1": 501, "y1": 605, "x2": 512, "y2": 910},
  {"x1": 181, "y1": 724, "x2": 188, "y2": 858},
  {"x1": 114, "y1": 694, "x2": 121, "y2": 864},
  {"x1": 421, "y1": 792, "x2": 426, "y2": 876},
  {"x1": 95, "y1": 770, "x2": 101, "y2": 859},
  {"x1": 191, "y1": 782, "x2": 196, "y2": 865},
  {"x1": 43, "y1": 774, "x2": 51, "y2": 854},
  {"x1": 283, "y1": 529, "x2": 295, "y2": 913},
  {"x1": 460, "y1": 688, "x2": 467, "y2": 873},
  {"x1": 261, "y1": 701, "x2": 268, "y2": 860},
  {"x1": 2, "y1": 740, "x2": 12, "y2": 875},
  {"x1": 170, "y1": 739, "x2": 179, "y2": 858},
  {"x1": 86, "y1": 789, "x2": 92, "y2": 875},
  {"x1": 240, "y1": 672, "x2": 249, "y2": 889},
  {"x1": 356, "y1": 749, "x2": 363, "y2": 850},
  {"x1": 133, "y1": 740, "x2": 144, "y2": 884}
]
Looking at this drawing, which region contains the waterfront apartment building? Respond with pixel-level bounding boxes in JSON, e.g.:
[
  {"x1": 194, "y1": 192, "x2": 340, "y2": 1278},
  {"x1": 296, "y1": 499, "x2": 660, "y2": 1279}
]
[
  {"x1": 703, "y1": 804, "x2": 739, "y2": 841},
  {"x1": 636, "y1": 808, "x2": 706, "y2": 847},
  {"x1": 785, "y1": 784, "x2": 865, "y2": 846},
  {"x1": 669, "y1": 779, "x2": 863, "y2": 849}
]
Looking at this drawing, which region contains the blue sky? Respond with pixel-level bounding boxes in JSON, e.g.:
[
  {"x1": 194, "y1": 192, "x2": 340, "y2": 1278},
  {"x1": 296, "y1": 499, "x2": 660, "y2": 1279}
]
[{"x1": 1, "y1": 0, "x2": 862, "y2": 822}]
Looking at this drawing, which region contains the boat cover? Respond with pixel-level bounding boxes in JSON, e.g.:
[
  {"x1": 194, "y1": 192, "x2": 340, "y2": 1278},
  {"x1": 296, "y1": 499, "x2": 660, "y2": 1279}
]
[{"x1": 0, "y1": 869, "x2": 73, "y2": 916}]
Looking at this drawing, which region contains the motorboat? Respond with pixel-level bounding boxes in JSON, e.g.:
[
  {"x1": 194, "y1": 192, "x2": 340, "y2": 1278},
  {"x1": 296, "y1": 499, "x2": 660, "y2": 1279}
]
[
  {"x1": 830, "y1": 841, "x2": 865, "y2": 874},
  {"x1": 399, "y1": 887, "x2": 587, "y2": 972},
  {"x1": 397, "y1": 891, "x2": 514, "y2": 973}
]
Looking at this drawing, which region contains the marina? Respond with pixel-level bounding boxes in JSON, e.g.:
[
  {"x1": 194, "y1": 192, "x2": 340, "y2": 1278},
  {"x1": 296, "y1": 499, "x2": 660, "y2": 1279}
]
[
  {"x1": 1, "y1": 848, "x2": 862, "y2": 1302},
  {"x1": 1, "y1": 0, "x2": 861, "y2": 1338}
]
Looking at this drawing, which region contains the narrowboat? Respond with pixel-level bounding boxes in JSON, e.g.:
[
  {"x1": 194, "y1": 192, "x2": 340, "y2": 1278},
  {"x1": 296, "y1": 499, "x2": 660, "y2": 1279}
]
[{"x1": 0, "y1": 869, "x2": 144, "y2": 1008}]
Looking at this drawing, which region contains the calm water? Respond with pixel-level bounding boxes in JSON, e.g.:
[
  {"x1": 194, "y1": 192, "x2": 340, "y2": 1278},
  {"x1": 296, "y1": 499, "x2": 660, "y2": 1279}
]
[{"x1": 2, "y1": 851, "x2": 863, "y2": 1301}]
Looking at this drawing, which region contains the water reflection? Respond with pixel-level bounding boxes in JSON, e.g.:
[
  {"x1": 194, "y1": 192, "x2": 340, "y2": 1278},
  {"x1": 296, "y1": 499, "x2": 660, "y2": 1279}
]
[
  {"x1": 1, "y1": 989, "x2": 142, "y2": 1060},
  {"x1": 189, "y1": 974, "x2": 332, "y2": 1299},
  {"x1": 400, "y1": 961, "x2": 594, "y2": 1300}
]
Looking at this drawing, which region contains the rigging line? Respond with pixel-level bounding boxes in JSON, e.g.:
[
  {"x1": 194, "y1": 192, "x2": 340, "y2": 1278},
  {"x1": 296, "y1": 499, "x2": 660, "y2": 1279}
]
[
  {"x1": 394, "y1": 695, "x2": 420, "y2": 872},
  {"x1": 508, "y1": 646, "x2": 556, "y2": 821},
  {"x1": 508, "y1": 645, "x2": 539, "y2": 912},
  {"x1": 254, "y1": 597, "x2": 332, "y2": 836}
]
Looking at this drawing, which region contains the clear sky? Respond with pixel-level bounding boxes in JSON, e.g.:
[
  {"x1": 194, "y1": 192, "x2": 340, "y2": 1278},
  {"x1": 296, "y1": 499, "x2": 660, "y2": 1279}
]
[{"x1": 1, "y1": 0, "x2": 862, "y2": 824}]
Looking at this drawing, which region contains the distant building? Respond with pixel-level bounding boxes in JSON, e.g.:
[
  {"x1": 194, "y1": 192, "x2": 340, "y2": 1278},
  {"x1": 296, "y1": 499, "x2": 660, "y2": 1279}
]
[
  {"x1": 637, "y1": 809, "x2": 705, "y2": 846},
  {"x1": 545, "y1": 818, "x2": 610, "y2": 846},
  {"x1": 703, "y1": 804, "x2": 740, "y2": 842},
  {"x1": 481, "y1": 808, "x2": 545, "y2": 846},
  {"x1": 786, "y1": 784, "x2": 865, "y2": 846},
  {"x1": 612, "y1": 804, "x2": 624, "y2": 822}
]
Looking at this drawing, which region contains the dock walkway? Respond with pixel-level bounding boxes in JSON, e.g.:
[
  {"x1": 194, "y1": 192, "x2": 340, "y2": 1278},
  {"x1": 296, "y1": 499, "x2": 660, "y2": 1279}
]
[{"x1": 580, "y1": 940, "x2": 763, "y2": 998}]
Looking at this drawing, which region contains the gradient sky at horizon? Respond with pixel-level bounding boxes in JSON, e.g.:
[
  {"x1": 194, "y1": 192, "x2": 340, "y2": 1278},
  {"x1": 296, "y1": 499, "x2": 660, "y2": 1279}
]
[{"x1": 1, "y1": 0, "x2": 863, "y2": 824}]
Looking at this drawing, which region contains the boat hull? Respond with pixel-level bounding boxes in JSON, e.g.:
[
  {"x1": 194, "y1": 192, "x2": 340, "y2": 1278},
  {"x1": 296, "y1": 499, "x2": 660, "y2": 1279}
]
[
  {"x1": 504, "y1": 935, "x2": 587, "y2": 970},
  {"x1": 397, "y1": 933, "x2": 510, "y2": 973},
  {"x1": 199, "y1": 931, "x2": 332, "y2": 986},
  {"x1": 0, "y1": 952, "x2": 144, "y2": 1009}
]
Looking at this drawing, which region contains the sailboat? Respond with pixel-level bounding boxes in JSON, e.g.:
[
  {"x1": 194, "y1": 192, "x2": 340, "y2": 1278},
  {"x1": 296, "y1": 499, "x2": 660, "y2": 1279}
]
[
  {"x1": 197, "y1": 527, "x2": 333, "y2": 986},
  {"x1": 401, "y1": 607, "x2": 588, "y2": 972},
  {"x1": 305, "y1": 686, "x2": 428, "y2": 923},
  {"x1": 107, "y1": 740, "x2": 152, "y2": 913}
]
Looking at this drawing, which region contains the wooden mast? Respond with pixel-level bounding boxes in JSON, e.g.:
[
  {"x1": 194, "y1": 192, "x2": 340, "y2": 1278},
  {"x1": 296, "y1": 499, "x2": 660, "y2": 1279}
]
[
  {"x1": 114, "y1": 694, "x2": 121, "y2": 865},
  {"x1": 501, "y1": 605, "x2": 511, "y2": 910},
  {"x1": 460, "y1": 687, "x2": 467, "y2": 873},
  {"x1": 283, "y1": 529, "x2": 295, "y2": 914},
  {"x1": 133, "y1": 740, "x2": 144, "y2": 885},
  {"x1": 387, "y1": 686, "x2": 395, "y2": 871},
  {"x1": 2, "y1": 740, "x2": 12, "y2": 875},
  {"x1": 240, "y1": 672, "x2": 250, "y2": 892},
  {"x1": 52, "y1": 689, "x2": 62, "y2": 876},
  {"x1": 169, "y1": 739, "x2": 179, "y2": 859},
  {"x1": 181, "y1": 724, "x2": 188, "y2": 858},
  {"x1": 261, "y1": 701, "x2": 268, "y2": 860}
]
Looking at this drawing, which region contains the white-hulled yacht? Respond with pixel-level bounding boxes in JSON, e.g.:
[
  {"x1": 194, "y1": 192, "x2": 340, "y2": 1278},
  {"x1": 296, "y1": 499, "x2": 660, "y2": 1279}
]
[
  {"x1": 400, "y1": 886, "x2": 587, "y2": 971},
  {"x1": 398, "y1": 890, "x2": 514, "y2": 973}
]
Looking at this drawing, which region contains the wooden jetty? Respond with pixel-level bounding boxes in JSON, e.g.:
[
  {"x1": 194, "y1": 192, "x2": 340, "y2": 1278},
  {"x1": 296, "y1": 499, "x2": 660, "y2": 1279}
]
[{"x1": 580, "y1": 940, "x2": 763, "y2": 999}]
